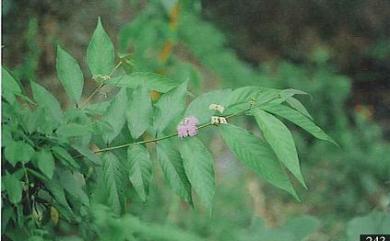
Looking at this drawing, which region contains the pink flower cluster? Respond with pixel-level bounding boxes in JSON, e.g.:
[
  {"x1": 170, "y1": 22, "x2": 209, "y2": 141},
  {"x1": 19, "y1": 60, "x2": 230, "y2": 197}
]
[{"x1": 177, "y1": 116, "x2": 199, "y2": 138}]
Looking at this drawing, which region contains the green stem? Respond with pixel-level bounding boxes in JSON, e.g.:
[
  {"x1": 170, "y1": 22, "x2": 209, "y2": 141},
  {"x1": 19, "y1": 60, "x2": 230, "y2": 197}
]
[
  {"x1": 93, "y1": 104, "x2": 253, "y2": 154},
  {"x1": 80, "y1": 82, "x2": 105, "y2": 109},
  {"x1": 22, "y1": 162, "x2": 32, "y2": 213},
  {"x1": 109, "y1": 62, "x2": 122, "y2": 77},
  {"x1": 80, "y1": 62, "x2": 122, "y2": 109}
]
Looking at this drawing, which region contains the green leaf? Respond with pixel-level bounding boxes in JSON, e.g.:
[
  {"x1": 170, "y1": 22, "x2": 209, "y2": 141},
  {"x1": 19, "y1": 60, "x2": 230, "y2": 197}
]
[
  {"x1": 226, "y1": 86, "x2": 261, "y2": 106},
  {"x1": 127, "y1": 144, "x2": 152, "y2": 202},
  {"x1": 35, "y1": 150, "x2": 55, "y2": 179},
  {"x1": 262, "y1": 104, "x2": 336, "y2": 144},
  {"x1": 31, "y1": 81, "x2": 63, "y2": 122},
  {"x1": 102, "y1": 88, "x2": 127, "y2": 144},
  {"x1": 45, "y1": 176, "x2": 74, "y2": 215},
  {"x1": 219, "y1": 124, "x2": 298, "y2": 198},
  {"x1": 185, "y1": 89, "x2": 232, "y2": 123},
  {"x1": 126, "y1": 86, "x2": 152, "y2": 139},
  {"x1": 157, "y1": 140, "x2": 192, "y2": 203},
  {"x1": 87, "y1": 18, "x2": 115, "y2": 78},
  {"x1": 59, "y1": 170, "x2": 89, "y2": 206},
  {"x1": 3, "y1": 174, "x2": 23, "y2": 204},
  {"x1": 286, "y1": 97, "x2": 313, "y2": 120},
  {"x1": 56, "y1": 46, "x2": 84, "y2": 103},
  {"x1": 56, "y1": 123, "x2": 92, "y2": 138},
  {"x1": 71, "y1": 145, "x2": 101, "y2": 165},
  {"x1": 5, "y1": 141, "x2": 35, "y2": 166},
  {"x1": 154, "y1": 81, "x2": 187, "y2": 134},
  {"x1": 102, "y1": 152, "x2": 126, "y2": 214},
  {"x1": 2, "y1": 67, "x2": 22, "y2": 104},
  {"x1": 52, "y1": 146, "x2": 79, "y2": 169},
  {"x1": 253, "y1": 109, "x2": 307, "y2": 188},
  {"x1": 108, "y1": 72, "x2": 179, "y2": 93},
  {"x1": 179, "y1": 137, "x2": 215, "y2": 211}
]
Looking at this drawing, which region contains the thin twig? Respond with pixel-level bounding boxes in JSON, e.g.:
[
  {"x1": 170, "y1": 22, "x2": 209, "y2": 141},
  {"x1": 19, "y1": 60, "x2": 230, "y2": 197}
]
[
  {"x1": 80, "y1": 82, "x2": 105, "y2": 109},
  {"x1": 92, "y1": 104, "x2": 254, "y2": 154},
  {"x1": 80, "y1": 62, "x2": 122, "y2": 109}
]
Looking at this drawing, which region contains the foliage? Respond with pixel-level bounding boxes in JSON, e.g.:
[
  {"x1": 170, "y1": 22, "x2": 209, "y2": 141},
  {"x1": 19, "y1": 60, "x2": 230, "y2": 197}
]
[
  {"x1": 3, "y1": 0, "x2": 390, "y2": 240},
  {"x1": 1, "y1": 15, "x2": 335, "y2": 240}
]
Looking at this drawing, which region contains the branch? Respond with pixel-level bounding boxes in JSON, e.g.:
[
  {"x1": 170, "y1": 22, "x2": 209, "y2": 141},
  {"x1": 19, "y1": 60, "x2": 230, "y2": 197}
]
[{"x1": 92, "y1": 105, "x2": 253, "y2": 154}]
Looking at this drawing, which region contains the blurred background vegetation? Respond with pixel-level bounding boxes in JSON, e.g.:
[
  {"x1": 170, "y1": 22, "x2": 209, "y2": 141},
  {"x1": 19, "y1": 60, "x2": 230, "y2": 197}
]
[{"x1": 2, "y1": 0, "x2": 390, "y2": 240}]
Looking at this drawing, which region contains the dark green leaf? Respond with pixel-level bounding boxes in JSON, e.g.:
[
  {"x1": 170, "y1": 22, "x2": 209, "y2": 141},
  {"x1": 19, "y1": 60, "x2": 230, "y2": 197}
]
[
  {"x1": 35, "y1": 150, "x2": 55, "y2": 179},
  {"x1": 154, "y1": 81, "x2": 187, "y2": 134},
  {"x1": 108, "y1": 72, "x2": 179, "y2": 93},
  {"x1": 286, "y1": 97, "x2": 313, "y2": 120},
  {"x1": 56, "y1": 123, "x2": 92, "y2": 138},
  {"x1": 185, "y1": 89, "x2": 232, "y2": 124},
  {"x1": 59, "y1": 170, "x2": 89, "y2": 206},
  {"x1": 102, "y1": 152, "x2": 126, "y2": 213},
  {"x1": 253, "y1": 109, "x2": 307, "y2": 188},
  {"x1": 87, "y1": 18, "x2": 115, "y2": 78},
  {"x1": 45, "y1": 176, "x2": 74, "y2": 215},
  {"x1": 71, "y1": 145, "x2": 101, "y2": 165},
  {"x1": 3, "y1": 174, "x2": 23, "y2": 204},
  {"x1": 2, "y1": 67, "x2": 21, "y2": 104},
  {"x1": 5, "y1": 141, "x2": 35, "y2": 166},
  {"x1": 127, "y1": 144, "x2": 152, "y2": 202},
  {"x1": 56, "y1": 46, "x2": 84, "y2": 103},
  {"x1": 179, "y1": 137, "x2": 215, "y2": 212},
  {"x1": 126, "y1": 86, "x2": 152, "y2": 139},
  {"x1": 102, "y1": 88, "x2": 127, "y2": 144},
  {"x1": 262, "y1": 104, "x2": 336, "y2": 144},
  {"x1": 219, "y1": 124, "x2": 298, "y2": 198},
  {"x1": 52, "y1": 146, "x2": 79, "y2": 169},
  {"x1": 157, "y1": 140, "x2": 192, "y2": 203},
  {"x1": 31, "y1": 81, "x2": 63, "y2": 122}
]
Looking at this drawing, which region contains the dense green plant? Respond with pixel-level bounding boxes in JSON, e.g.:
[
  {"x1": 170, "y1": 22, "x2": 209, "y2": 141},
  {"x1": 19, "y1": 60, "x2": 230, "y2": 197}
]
[
  {"x1": 118, "y1": 1, "x2": 390, "y2": 237},
  {"x1": 1, "y1": 16, "x2": 337, "y2": 240}
]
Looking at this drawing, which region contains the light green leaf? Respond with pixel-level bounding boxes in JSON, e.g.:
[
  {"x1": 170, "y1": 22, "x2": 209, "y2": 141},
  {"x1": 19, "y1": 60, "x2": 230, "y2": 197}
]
[
  {"x1": 5, "y1": 141, "x2": 35, "y2": 166},
  {"x1": 219, "y1": 124, "x2": 298, "y2": 198},
  {"x1": 253, "y1": 109, "x2": 307, "y2": 188},
  {"x1": 2, "y1": 67, "x2": 21, "y2": 104},
  {"x1": 56, "y1": 123, "x2": 92, "y2": 138},
  {"x1": 126, "y1": 86, "x2": 152, "y2": 139},
  {"x1": 3, "y1": 174, "x2": 23, "y2": 204},
  {"x1": 56, "y1": 46, "x2": 84, "y2": 103},
  {"x1": 185, "y1": 89, "x2": 232, "y2": 123},
  {"x1": 108, "y1": 72, "x2": 179, "y2": 93},
  {"x1": 35, "y1": 150, "x2": 55, "y2": 179},
  {"x1": 127, "y1": 144, "x2": 152, "y2": 202},
  {"x1": 154, "y1": 81, "x2": 187, "y2": 134},
  {"x1": 103, "y1": 88, "x2": 127, "y2": 144},
  {"x1": 286, "y1": 97, "x2": 313, "y2": 120},
  {"x1": 157, "y1": 140, "x2": 192, "y2": 203},
  {"x1": 31, "y1": 81, "x2": 63, "y2": 122},
  {"x1": 87, "y1": 18, "x2": 115, "y2": 78},
  {"x1": 262, "y1": 104, "x2": 336, "y2": 144},
  {"x1": 102, "y1": 152, "x2": 126, "y2": 214},
  {"x1": 179, "y1": 137, "x2": 215, "y2": 212}
]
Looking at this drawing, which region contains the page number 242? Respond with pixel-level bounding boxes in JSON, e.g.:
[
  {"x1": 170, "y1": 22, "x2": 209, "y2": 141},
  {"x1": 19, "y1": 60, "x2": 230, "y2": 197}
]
[{"x1": 361, "y1": 235, "x2": 390, "y2": 241}]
